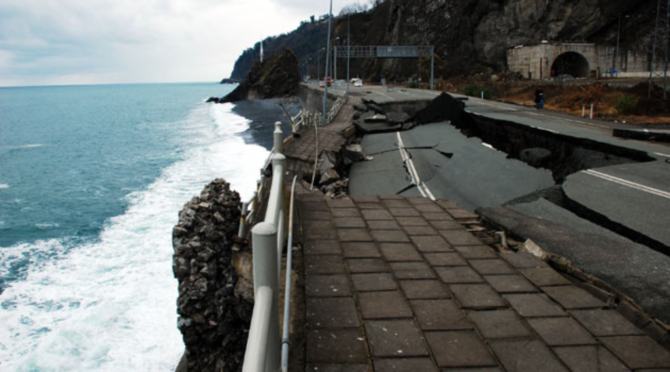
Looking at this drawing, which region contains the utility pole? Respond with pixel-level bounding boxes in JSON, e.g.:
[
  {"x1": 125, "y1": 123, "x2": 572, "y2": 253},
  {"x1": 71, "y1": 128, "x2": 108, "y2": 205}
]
[{"x1": 322, "y1": 0, "x2": 333, "y2": 123}]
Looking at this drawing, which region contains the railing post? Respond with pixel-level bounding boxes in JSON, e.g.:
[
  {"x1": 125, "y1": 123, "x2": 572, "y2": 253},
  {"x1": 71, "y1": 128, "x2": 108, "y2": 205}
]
[
  {"x1": 270, "y1": 153, "x2": 286, "y2": 270},
  {"x1": 273, "y1": 121, "x2": 283, "y2": 153},
  {"x1": 251, "y1": 222, "x2": 280, "y2": 372}
]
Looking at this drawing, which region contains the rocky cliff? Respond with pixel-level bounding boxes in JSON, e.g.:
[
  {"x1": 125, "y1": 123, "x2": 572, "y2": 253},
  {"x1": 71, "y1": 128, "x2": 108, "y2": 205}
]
[
  {"x1": 229, "y1": 0, "x2": 655, "y2": 82},
  {"x1": 219, "y1": 48, "x2": 300, "y2": 103}
]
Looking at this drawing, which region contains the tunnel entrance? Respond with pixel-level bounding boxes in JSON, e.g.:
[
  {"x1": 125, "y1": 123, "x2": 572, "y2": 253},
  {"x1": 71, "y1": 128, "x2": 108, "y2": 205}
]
[{"x1": 551, "y1": 52, "x2": 590, "y2": 78}]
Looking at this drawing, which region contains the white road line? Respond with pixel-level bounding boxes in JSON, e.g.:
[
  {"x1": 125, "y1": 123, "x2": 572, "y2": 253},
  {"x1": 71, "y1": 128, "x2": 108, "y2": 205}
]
[
  {"x1": 583, "y1": 169, "x2": 670, "y2": 200},
  {"x1": 396, "y1": 132, "x2": 436, "y2": 200},
  {"x1": 654, "y1": 152, "x2": 670, "y2": 158}
]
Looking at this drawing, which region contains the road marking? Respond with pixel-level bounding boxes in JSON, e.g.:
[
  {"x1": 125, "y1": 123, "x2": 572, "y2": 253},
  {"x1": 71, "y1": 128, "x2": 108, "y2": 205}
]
[
  {"x1": 396, "y1": 132, "x2": 436, "y2": 200},
  {"x1": 654, "y1": 152, "x2": 670, "y2": 158},
  {"x1": 583, "y1": 169, "x2": 670, "y2": 200}
]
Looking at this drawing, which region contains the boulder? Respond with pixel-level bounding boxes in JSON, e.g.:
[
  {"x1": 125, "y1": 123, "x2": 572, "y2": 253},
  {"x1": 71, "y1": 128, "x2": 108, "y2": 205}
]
[{"x1": 172, "y1": 179, "x2": 252, "y2": 372}]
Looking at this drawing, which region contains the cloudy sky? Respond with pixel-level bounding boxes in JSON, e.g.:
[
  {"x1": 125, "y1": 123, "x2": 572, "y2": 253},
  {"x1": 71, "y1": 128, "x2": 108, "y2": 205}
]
[{"x1": 0, "y1": 0, "x2": 362, "y2": 87}]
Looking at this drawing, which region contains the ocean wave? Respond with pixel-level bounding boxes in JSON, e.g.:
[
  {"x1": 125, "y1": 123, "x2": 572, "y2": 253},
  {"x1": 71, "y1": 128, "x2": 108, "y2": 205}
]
[
  {"x1": 0, "y1": 101, "x2": 269, "y2": 371},
  {"x1": 0, "y1": 183, "x2": 9, "y2": 190}
]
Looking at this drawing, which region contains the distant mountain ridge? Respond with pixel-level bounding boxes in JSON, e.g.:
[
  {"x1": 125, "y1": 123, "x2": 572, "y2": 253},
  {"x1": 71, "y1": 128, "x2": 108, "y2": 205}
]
[{"x1": 229, "y1": 0, "x2": 656, "y2": 82}]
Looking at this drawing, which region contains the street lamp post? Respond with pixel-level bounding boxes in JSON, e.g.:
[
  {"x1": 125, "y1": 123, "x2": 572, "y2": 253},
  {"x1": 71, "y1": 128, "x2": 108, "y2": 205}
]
[
  {"x1": 322, "y1": 0, "x2": 333, "y2": 123},
  {"x1": 347, "y1": 13, "x2": 351, "y2": 91}
]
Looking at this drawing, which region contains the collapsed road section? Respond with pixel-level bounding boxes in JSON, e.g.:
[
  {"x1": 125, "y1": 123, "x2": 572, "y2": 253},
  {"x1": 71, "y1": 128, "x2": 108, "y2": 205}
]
[{"x1": 346, "y1": 89, "x2": 670, "y2": 327}]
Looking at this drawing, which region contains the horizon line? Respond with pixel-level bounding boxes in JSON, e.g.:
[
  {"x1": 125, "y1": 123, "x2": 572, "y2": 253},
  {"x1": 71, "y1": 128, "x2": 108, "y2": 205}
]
[{"x1": 0, "y1": 80, "x2": 236, "y2": 89}]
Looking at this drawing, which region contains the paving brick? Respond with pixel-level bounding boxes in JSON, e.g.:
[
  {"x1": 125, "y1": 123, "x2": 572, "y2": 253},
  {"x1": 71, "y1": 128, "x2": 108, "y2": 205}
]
[
  {"x1": 402, "y1": 225, "x2": 437, "y2": 235},
  {"x1": 439, "y1": 368, "x2": 502, "y2": 372},
  {"x1": 307, "y1": 297, "x2": 360, "y2": 328},
  {"x1": 358, "y1": 202, "x2": 383, "y2": 209},
  {"x1": 347, "y1": 258, "x2": 390, "y2": 273},
  {"x1": 301, "y1": 201, "x2": 329, "y2": 211},
  {"x1": 306, "y1": 274, "x2": 351, "y2": 297},
  {"x1": 503, "y1": 293, "x2": 567, "y2": 317},
  {"x1": 468, "y1": 309, "x2": 531, "y2": 338},
  {"x1": 306, "y1": 255, "x2": 345, "y2": 274},
  {"x1": 361, "y1": 209, "x2": 394, "y2": 220},
  {"x1": 302, "y1": 210, "x2": 332, "y2": 221},
  {"x1": 553, "y1": 345, "x2": 630, "y2": 372},
  {"x1": 441, "y1": 230, "x2": 483, "y2": 246},
  {"x1": 435, "y1": 266, "x2": 484, "y2": 284},
  {"x1": 373, "y1": 358, "x2": 438, "y2": 372},
  {"x1": 400, "y1": 280, "x2": 450, "y2": 299},
  {"x1": 331, "y1": 208, "x2": 360, "y2": 217},
  {"x1": 379, "y1": 243, "x2": 422, "y2": 261},
  {"x1": 599, "y1": 336, "x2": 670, "y2": 369},
  {"x1": 411, "y1": 299, "x2": 472, "y2": 330},
  {"x1": 484, "y1": 275, "x2": 537, "y2": 293},
  {"x1": 338, "y1": 228, "x2": 373, "y2": 242},
  {"x1": 305, "y1": 364, "x2": 370, "y2": 372},
  {"x1": 542, "y1": 285, "x2": 605, "y2": 309},
  {"x1": 520, "y1": 267, "x2": 570, "y2": 287},
  {"x1": 436, "y1": 200, "x2": 460, "y2": 209},
  {"x1": 451, "y1": 284, "x2": 506, "y2": 309},
  {"x1": 383, "y1": 199, "x2": 413, "y2": 208},
  {"x1": 425, "y1": 331, "x2": 497, "y2": 368},
  {"x1": 424, "y1": 252, "x2": 468, "y2": 266},
  {"x1": 410, "y1": 235, "x2": 453, "y2": 252},
  {"x1": 359, "y1": 291, "x2": 413, "y2": 319},
  {"x1": 305, "y1": 222, "x2": 338, "y2": 239},
  {"x1": 453, "y1": 245, "x2": 497, "y2": 259},
  {"x1": 396, "y1": 216, "x2": 430, "y2": 227},
  {"x1": 351, "y1": 273, "x2": 397, "y2": 292},
  {"x1": 389, "y1": 207, "x2": 421, "y2": 217},
  {"x1": 491, "y1": 339, "x2": 569, "y2": 372},
  {"x1": 327, "y1": 197, "x2": 355, "y2": 208},
  {"x1": 414, "y1": 203, "x2": 444, "y2": 213},
  {"x1": 469, "y1": 259, "x2": 515, "y2": 275},
  {"x1": 527, "y1": 317, "x2": 596, "y2": 346},
  {"x1": 407, "y1": 197, "x2": 434, "y2": 205},
  {"x1": 306, "y1": 329, "x2": 368, "y2": 363},
  {"x1": 422, "y1": 212, "x2": 454, "y2": 221},
  {"x1": 570, "y1": 309, "x2": 644, "y2": 336},
  {"x1": 365, "y1": 320, "x2": 428, "y2": 357},
  {"x1": 430, "y1": 220, "x2": 464, "y2": 230},
  {"x1": 391, "y1": 262, "x2": 436, "y2": 279},
  {"x1": 448, "y1": 208, "x2": 479, "y2": 220},
  {"x1": 304, "y1": 240, "x2": 341, "y2": 255},
  {"x1": 352, "y1": 195, "x2": 379, "y2": 203},
  {"x1": 333, "y1": 216, "x2": 366, "y2": 228},
  {"x1": 341, "y1": 242, "x2": 381, "y2": 258},
  {"x1": 367, "y1": 219, "x2": 401, "y2": 230},
  {"x1": 371, "y1": 229, "x2": 410, "y2": 242},
  {"x1": 499, "y1": 252, "x2": 548, "y2": 269},
  {"x1": 320, "y1": 364, "x2": 376, "y2": 372}
]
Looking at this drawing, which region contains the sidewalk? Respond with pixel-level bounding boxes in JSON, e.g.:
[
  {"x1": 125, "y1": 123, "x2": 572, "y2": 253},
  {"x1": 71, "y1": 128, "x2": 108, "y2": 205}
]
[{"x1": 295, "y1": 194, "x2": 670, "y2": 371}]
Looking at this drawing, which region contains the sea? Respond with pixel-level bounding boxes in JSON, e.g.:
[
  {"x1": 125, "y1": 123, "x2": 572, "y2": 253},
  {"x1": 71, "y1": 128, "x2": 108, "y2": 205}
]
[{"x1": 0, "y1": 83, "x2": 279, "y2": 371}]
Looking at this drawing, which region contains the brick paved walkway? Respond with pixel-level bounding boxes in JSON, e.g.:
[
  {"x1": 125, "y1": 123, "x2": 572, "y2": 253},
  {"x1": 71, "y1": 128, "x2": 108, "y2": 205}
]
[{"x1": 295, "y1": 194, "x2": 670, "y2": 372}]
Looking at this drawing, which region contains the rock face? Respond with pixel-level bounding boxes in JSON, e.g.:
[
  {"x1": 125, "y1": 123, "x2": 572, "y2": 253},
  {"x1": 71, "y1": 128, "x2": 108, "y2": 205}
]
[
  {"x1": 172, "y1": 179, "x2": 252, "y2": 372},
  {"x1": 229, "y1": 0, "x2": 655, "y2": 81},
  {"x1": 222, "y1": 49, "x2": 300, "y2": 103}
]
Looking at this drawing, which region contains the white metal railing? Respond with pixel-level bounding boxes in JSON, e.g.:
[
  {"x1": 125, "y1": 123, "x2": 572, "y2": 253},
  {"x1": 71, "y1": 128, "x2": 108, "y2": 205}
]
[{"x1": 242, "y1": 122, "x2": 297, "y2": 372}]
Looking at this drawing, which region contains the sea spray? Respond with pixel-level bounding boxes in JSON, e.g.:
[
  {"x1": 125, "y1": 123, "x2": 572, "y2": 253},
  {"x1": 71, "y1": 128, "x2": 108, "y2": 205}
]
[{"x1": 0, "y1": 100, "x2": 269, "y2": 371}]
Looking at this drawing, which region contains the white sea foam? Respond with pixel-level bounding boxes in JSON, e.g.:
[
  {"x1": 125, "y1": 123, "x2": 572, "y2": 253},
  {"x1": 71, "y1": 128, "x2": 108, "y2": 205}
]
[
  {"x1": 0, "y1": 183, "x2": 9, "y2": 190},
  {"x1": 0, "y1": 102, "x2": 269, "y2": 371}
]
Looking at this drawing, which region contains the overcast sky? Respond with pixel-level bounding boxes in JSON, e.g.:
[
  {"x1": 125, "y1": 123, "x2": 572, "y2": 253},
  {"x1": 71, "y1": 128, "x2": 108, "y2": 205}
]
[{"x1": 0, "y1": 0, "x2": 362, "y2": 87}]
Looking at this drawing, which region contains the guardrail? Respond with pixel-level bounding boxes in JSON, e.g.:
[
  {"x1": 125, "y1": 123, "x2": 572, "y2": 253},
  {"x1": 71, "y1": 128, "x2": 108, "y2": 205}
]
[{"x1": 242, "y1": 122, "x2": 297, "y2": 372}]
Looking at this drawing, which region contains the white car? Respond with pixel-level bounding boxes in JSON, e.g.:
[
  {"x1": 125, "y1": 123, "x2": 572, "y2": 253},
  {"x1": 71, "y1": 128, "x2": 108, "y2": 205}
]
[{"x1": 351, "y1": 78, "x2": 363, "y2": 87}]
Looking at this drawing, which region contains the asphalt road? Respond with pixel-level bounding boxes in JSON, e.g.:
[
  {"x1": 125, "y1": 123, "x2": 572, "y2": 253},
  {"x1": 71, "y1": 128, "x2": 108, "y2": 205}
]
[{"x1": 349, "y1": 122, "x2": 555, "y2": 210}]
